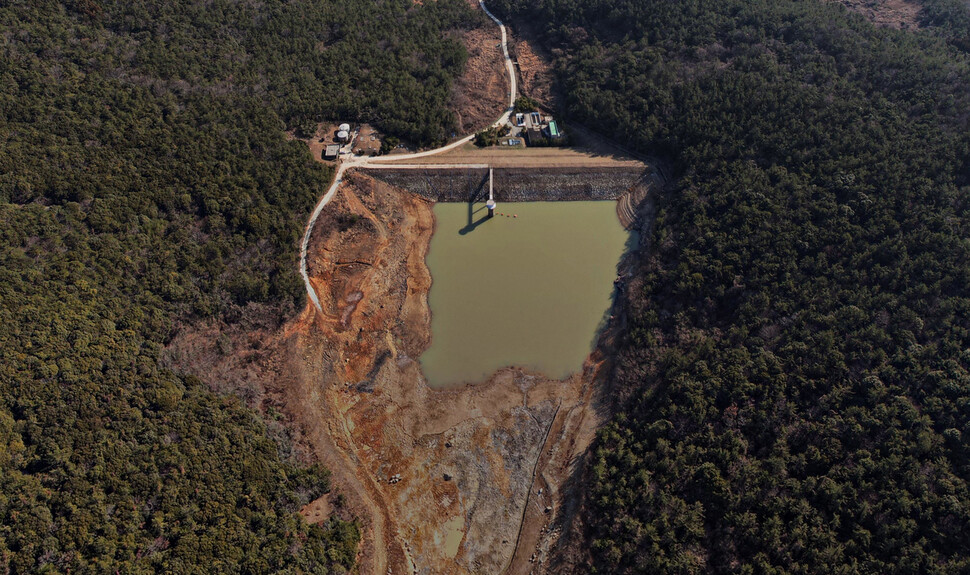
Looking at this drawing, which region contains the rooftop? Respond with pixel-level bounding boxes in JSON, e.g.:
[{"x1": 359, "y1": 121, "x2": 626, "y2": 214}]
[{"x1": 548, "y1": 120, "x2": 560, "y2": 138}]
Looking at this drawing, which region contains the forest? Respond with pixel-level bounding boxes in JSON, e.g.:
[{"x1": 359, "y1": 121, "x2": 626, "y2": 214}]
[
  {"x1": 0, "y1": 0, "x2": 480, "y2": 571},
  {"x1": 919, "y1": 0, "x2": 970, "y2": 50},
  {"x1": 488, "y1": 0, "x2": 970, "y2": 572}
]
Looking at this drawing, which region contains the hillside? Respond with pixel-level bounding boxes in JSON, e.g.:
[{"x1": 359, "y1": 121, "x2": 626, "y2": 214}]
[
  {"x1": 489, "y1": 0, "x2": 970, "y2": 572},
  {"x1": 0, "y1": 0, "x2": 481, "y2": 571}
]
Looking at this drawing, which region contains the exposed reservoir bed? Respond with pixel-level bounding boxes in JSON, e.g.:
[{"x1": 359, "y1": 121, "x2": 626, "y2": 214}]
[{"x1": 420, "y1": 201, "x2": 631, "y2": 388}]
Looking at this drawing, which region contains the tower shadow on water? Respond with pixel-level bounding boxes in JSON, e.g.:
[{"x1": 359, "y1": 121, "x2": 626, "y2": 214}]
[{"x1": 459, "y1": 169, "x2": 493, "y2": 235}]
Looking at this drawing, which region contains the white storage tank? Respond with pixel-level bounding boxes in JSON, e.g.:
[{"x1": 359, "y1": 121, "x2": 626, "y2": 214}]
[
  {"x1": 338, "y1": 123, "x2": 351, "y2": 132},
  {"x1": 336, "y1": 130, "x2": 349, "y2": 142}
]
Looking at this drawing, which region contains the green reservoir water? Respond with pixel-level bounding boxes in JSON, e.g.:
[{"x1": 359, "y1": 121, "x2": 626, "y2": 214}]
[{"x1": 420, "y1": 201, "x2": 631, "y2": 388}]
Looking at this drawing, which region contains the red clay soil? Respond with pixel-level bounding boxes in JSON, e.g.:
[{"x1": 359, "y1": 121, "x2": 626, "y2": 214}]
[
  {"x1": 164, "y1": 10, "x2": 633, "y2": 574},
  {"x1": 160, "y1": 174, "x2": 631, "y2": 575},
  {"x1": 291, "y1": 172, "x2": 620, "y2": 574}
]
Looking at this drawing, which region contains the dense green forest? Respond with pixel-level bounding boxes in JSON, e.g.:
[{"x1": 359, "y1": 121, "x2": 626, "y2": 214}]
[
  {"x1": 491, "y1": 0, "x2": 970, "y2": 572},
  {"x1": 918, "y1": 0, "x2": 970, "y2": 50},
  {"x1": 0, "y1": 0, "x2": 478, "y2": 570}
]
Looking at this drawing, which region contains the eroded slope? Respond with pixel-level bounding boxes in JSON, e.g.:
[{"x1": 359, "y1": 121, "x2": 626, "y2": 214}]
[{"x1": 291, "y1": 172, "x2": 618, "y2": 574}]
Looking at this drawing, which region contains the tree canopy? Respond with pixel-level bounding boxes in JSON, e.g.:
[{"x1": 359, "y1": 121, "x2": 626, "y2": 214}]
[
  {"x1": 0, "y1": 0, "x2": 481, "y2": 570},
  {"x1": 491, "y1": 0, "x2": 970, "y2": 572}
]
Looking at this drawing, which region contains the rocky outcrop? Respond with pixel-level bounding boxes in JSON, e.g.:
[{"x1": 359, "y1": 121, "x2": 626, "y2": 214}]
[{"x1": 616, "y1": 171, "x2": 666, "y2": 230}]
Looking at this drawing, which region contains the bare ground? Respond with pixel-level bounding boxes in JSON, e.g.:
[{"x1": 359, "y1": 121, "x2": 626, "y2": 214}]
[
  {"x1": 828, "y1": 0, "x2": 921, "y2": 28},
  {"x1": 451, "y1": 27, "x2": 509, "y2": 134},
  {"x1": 290, "y1": 172, "x2": 621, "y2": 574},
  {"x1": 509, "y1": 29, "x2": 556, "y2": 107},
  {"x1": 354, "y1": 124, "x2": 384, "y2": 157},
  {"x1": 160, "y1": 169, "x2": 637, "y2": 575},
  {"x1": 293, "y1": 123, "x2": 341, "y2": 163},
  {"x1": 163, "y1": 10, "x2": 641, "y2": 573}
]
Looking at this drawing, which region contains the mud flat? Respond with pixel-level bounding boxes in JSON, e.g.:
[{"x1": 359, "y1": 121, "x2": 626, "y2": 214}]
[
  {"x1": 167, "y1": 166, "x2": 656, "y2": 574},
  {"x1": 286, "y1": 173, "x2": 595, "y2": 573},
  {"x1": 274, "y1": 169, "x2": 654, "y2": 575}
]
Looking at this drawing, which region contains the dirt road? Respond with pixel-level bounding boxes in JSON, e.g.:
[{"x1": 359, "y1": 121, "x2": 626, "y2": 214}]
[
  {"x1": 287, "y1": 1, "x2": 652, "y2": 572},
  {"x1": 388, "y1": 141, "x2": 646, "y2": 169},
  {"x1": 293, "y1": 173, "x2": 619, "y2": 574}
]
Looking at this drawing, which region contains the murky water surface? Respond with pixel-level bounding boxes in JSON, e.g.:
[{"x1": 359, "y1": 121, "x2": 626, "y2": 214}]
[{"x1": 421, "y1": 201, "x2": 631, "y2": 388}]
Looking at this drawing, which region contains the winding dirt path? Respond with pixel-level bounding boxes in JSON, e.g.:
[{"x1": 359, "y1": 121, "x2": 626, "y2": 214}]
[
  {"x1": 300, "y1": 0, "x2": 517, "y2": 314},
  {"x1": 292, "y1": 4, "x2": 655, "y2": 574},
  {"x1": 292, "y1": 5, "x2": 517, "y2": 571}
]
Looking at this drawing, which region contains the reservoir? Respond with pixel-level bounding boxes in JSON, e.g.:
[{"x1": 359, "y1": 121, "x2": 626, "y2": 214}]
[{"x1": 420, "y1": 201, "x2": 631, "y2": 388}]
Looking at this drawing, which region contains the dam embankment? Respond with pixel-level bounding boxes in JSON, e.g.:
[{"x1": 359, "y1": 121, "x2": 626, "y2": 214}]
[{"x1": 359, "y1": 166, "x2": 651, "y2": 203}]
